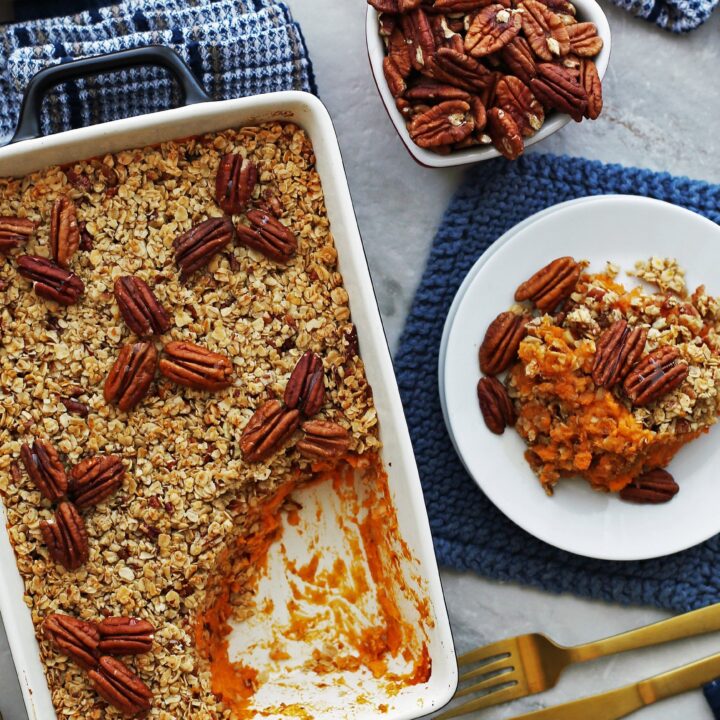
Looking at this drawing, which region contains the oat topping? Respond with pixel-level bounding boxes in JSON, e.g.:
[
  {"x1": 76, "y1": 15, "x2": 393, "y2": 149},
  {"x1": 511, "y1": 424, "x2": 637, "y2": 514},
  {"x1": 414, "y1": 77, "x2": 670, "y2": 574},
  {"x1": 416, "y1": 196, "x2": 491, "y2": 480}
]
[{"x1": 0, "y1": 123, "x2": 381, "y2": 718}]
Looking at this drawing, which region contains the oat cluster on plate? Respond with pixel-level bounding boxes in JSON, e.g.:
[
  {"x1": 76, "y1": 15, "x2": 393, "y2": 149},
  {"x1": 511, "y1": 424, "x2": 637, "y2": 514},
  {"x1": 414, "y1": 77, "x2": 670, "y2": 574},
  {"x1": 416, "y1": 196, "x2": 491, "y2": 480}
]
[
  {"x1": 477, "y1": 256, "x2": 720, "y2": 503},
  {"x1": 0, "y1": 123, "x2": 380, "y2": 718},
  {"x1": 370, "y1": 0, "x2": 604, "y2": 158}
]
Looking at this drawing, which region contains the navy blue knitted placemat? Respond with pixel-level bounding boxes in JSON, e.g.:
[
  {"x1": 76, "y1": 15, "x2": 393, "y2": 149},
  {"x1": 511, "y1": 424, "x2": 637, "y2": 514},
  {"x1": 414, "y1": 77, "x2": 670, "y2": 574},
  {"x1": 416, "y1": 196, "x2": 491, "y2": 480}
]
[{"x1": 396, "y1": 154, "x2": 720, "y2": 613}]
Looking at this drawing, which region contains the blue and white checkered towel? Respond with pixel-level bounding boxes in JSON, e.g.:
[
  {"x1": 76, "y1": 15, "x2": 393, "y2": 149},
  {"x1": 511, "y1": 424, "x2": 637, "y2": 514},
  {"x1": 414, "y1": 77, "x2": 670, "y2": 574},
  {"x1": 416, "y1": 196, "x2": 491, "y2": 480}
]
[
  {"x1": 0, "y1": 0, "x2": 316, "y2": 141},
  {"x1": 615, "y1": 0, "x2": 718, "y2": 31}
]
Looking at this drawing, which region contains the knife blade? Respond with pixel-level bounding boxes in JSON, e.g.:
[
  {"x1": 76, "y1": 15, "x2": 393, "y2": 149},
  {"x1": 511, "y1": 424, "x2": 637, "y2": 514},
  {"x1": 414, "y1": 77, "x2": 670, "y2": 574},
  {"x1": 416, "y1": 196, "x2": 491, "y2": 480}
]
[{"x1": 510, "y1": 652, "x2": 720, "y2": 720}]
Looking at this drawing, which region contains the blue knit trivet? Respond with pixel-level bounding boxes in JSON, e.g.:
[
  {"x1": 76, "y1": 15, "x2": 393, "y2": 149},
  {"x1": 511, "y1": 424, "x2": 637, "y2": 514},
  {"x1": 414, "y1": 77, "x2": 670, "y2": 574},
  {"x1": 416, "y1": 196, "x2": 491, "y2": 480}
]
[
  {"x1": 0, "y1": 0, "x2": 316, "y2": 141},
  {"x1": 396, "y1": 154, "x2": 720, "y2": 613}
]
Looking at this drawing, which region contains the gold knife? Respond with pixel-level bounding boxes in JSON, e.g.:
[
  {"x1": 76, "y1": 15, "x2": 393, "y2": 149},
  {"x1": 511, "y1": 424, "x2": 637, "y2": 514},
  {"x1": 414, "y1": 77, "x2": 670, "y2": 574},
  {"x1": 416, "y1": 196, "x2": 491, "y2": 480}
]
[{"x1": 509, "y1": 652, "x2": 720, "y2": 720}]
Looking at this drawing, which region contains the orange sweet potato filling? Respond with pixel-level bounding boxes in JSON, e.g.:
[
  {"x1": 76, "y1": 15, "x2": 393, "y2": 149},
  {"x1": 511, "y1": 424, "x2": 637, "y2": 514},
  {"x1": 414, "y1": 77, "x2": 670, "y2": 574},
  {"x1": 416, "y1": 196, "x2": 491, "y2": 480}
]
[{"x1": 509, "y1": 320, "x2": 702, "y2": 493}]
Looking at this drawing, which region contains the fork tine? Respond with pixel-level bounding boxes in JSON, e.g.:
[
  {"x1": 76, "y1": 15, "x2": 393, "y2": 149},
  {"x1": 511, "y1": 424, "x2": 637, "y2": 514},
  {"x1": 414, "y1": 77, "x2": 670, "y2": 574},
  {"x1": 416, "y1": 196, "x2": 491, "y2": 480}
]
[
  {"x1": 434, "y1": 683, "x2": 523, "y2": 720},
  {"x1": 459, "y1": 655, "x2": 514, "y2": 683},
  {"x1": 456, "y1": 667, "x2": 518, "y2": 698},
  {"x1": 457, "y1": 639, "x2": 513, "y2": 666}
]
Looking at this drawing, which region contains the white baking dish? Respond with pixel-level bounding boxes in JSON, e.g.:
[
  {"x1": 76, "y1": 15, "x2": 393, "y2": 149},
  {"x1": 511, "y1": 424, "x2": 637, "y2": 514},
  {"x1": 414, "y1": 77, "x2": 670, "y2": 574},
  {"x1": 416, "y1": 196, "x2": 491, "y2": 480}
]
[
  {"x1": 366, "y1": 1, "x2": 612, "y2": 168},
  {"x1": 0, "y1": 48, "x2": 457, "y2": 720}
]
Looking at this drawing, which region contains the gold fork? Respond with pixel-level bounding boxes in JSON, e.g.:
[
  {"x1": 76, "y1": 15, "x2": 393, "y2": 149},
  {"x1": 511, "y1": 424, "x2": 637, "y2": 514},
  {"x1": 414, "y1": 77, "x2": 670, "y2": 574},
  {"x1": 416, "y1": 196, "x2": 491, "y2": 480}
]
[{"x1": 435, "y1": 602, "x2": 720, "y2": 719}]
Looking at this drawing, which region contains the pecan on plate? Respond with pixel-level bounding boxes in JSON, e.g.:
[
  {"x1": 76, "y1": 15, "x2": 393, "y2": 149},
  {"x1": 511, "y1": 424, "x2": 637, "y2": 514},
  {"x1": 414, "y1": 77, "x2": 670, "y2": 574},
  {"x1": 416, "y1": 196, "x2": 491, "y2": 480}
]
[
  {"x1": 284, "y1": 351, "x2": 326, "y2": 416},
  {"x1": 89, "y1": 656, "x2": 153, "y2": 717},
  {"x1": 501, "y1": 36, "x2": 538, "y2": 85},
  {"x1": 49, "y1": 195, "x2": 80, "y2": 268},
  {"x1": 479, "y1": 311, "x2": 530, "y2": 375},
  {"x1": 514, "y1": 256, "x2": 582, "y2": 311},
  {"x1": 215, "y1": 153, "x2": 257, "y2": 215},
  {"x1": 40, "y1": 501, "x2": 89, "y2": 571},
  {"x1": 400, "y1": 8, "x2": 435, "y2": 71},
  {"x1": 98, "y1": 617, "x2": 155, "y2": 655},
  {"x1": 44, "y1": 613, "x2": 100, "y2": 670},
  {"x1": 387, "y1": 27, "x2": 412, "y2": 78},
  {"x1": 530, "y1": 63, "x2": 587, "y2": 122},
  {"x1": 486, "y1": 107, "x2": 524, "y2": 160},
  {"x1": 114, "y1": 275, "x2": 171, "y2": 337},
  {"x1": 519, "y1": 0, "x2": 570, "y2": 61},
  {"x1": 159, "y1": 341, "x2": 233, "y2": 392},
  {"x1": 240, "y1": 399, "x2": 301, "y2": 463},
  {"x1": 592, "y1": 319, "x2": 647, "y2": 389},
  {"x1": 297, "y1": 420, "x2": 351, "y2": 461},
  {"x1": 623, "y1": 346, "x2": 688, "y2": 406},
  {"x1": 173, "y1": 216, "x2": 234, "y2": 279},
  {"x1": 433, "y1": 0, "x2": 497, "y2": 10},
  {"x1": 405, "y1": 79, "x2": 471, "y2": 102},
  {"x1": 369, "y1": 0, "x2": 421, "y2": 11},
  {"x1": 619, "y1": 469, "x2": 679, "y2": 504},
  {"x1": 20, "y1": 439, "x2": 68, "y2": 502},
  {"x1": 536, "y1": 0, "x2": 577, "y2": 23},
  {"x1": 16, "y1": 255, "x2": 84, "y2": 305},
  {"x1": 409, "y1": 100, "x2": 475, "y2": 148},
  {"x1": 430, "y1": 48, "x2": 496, "y2": 93},
  {"x1": 469, "y1": 95, "x2": 488, "y2": 132},
  {"x1": 477, "y1": 376, "x2": 516, "y2": 434},
  {"x1": 495, "y1": 76, "x2": 544, "y2": 137},
  {"x1": 104, "y1": 341, "x2": 158, "y2": 412},
  {"x1": 0, "y1": 216, "x2": 35, "y2": 253},
  {"x1": 383, "y1": 57, "x2": 408, "y2": 97},
  {"x1": 566, "y1": 22, "x2": 603, "y2": 56},
  {"x1": 235, "y1": 209, "x2": 297, "y2": 263},
  {"x1": 69, "y1": 455, "x2": 125, "y2": 509},
  {"x1": 464, "y1": 6, "x2": 522, "y2": 58},
  {"x1": 579, "y1": 58, "x2": 603, "y2": 119}
]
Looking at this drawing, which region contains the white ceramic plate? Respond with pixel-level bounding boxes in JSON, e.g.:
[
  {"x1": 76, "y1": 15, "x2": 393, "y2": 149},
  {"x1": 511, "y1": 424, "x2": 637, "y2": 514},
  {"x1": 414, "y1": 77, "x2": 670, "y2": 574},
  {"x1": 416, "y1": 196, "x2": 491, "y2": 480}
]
[{"x1": 442, "y1": 195, "x2": 720, "y2": 561}]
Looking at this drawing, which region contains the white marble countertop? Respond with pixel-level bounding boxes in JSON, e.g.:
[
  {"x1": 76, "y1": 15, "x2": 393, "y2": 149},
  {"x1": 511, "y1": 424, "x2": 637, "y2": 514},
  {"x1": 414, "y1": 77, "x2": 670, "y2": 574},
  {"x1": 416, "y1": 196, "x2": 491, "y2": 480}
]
[{"x1": 2, "y1": 2, "x2": 720, "y2": 718}]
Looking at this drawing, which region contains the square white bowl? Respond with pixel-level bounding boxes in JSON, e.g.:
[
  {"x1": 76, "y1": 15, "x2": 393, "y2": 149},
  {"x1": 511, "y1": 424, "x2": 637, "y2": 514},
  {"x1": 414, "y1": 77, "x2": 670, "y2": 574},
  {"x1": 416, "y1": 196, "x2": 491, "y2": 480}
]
[{"x1": 366, "y1": 2, "x2": 612, "y2": 168}]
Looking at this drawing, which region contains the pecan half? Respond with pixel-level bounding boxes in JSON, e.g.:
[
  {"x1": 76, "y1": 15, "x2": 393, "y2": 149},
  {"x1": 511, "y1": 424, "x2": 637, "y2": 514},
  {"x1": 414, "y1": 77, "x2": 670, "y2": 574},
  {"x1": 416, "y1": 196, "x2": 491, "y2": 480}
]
[
  {"x1": 69, "y1": 455, "x2": 125, "y2": 509},
  {"x1": 0, "y1": 216, "x2": 35, "y2": 253},
  {"x1": 433, "y1": 0, "x2": 496, "y2": 9},
  {"x1": 159, "y1": 341, "x2": 233, "y2": 391},
  {"x1": 369, "y1": 0, "x2": 421, "y2": 11},
  {"x1": 401, "y1": 8, "x2": 435, "y2": 71},
  {"x1": 487, "y1": 107, "x2": 524, "y2": 160},
  {"x1": 495, "y1": 76, "x2": 544, "y2": 136},
  {"x1": 520, "y1": 0, "x2": 570, "y2": 61},
  {"x1": 464, "y1": 6, "x2": 521, "y2": 58},
  {"x1": 44, "y1": 613, "x2": 100, "y2": 670},
  {"x1": 383, "y1": 57, "x2": 408, "y2": 97},
  {"x1": 619, "y1": 469, "x2": 679, "y2": 504},
  {"x1": 89, "y1": 656, "x2": 153, "y2": 717},
  {"x1": 515, "y1": 256, "x2": 582, "y2": 311},
  {"x1": 49, "y1": 196, "x2": 80, "y2": 268},
  {"x1": 536, "y1": 0, "x2": 577, "y2": 21},
  {"x1": 215, "y1": 154, "x2": 257, "y2": 215},
  {"x1": 566, "y1": 21, "x2": 603, "y2": 56},
  {"x1": 114, "y1": 276, "x2": 171, "y2": 337},
  {"x1": 479, "y1": 311, "x2": 529, "y2": 375},
  {"x1": 20, "y1": 439, "x2": 68, "y2": 502},
  {"x1": 235, "y1": 209, "x2": 297, "y2": 264},
  {"x1": 623, "y1": 346, "x2": 689, "y2": 406},
  {"x1": 469, "y1": 95, "x2": 488, "y2": 131},
  {"x1": 530, "y1": 63, "x2": 587, "y2": 122},
  {"x1": 388, "y1": 27, "x2": 413, "y2": 77},
  {"x1": 297, "y1": 420, "x2": 351, "y2": 461},
  {"x1": 579, "y1": 58, "x2": 603, "y2": 119},
  {"x1": 501, "y1": 36, "x2": 538, "y2": 85},
  {"x1": 104, "y1": 341, "x2": 158, "y2": 412},
  {"x1": 409, "y1": 100, "x2": 474, "y2": 147},
  {"x1": 98, "y1": 617, "x2": 155, "y2": 655},
  {"x1": 16, "y1": 255, "x2": 84, "y2": 305},
  {"x1": 240, "y1": 400, "x2": 301, "y2": 463},
  {"x1": 477, "y1": 376, "x2": 516, "y2": 434},
  {"x1": 40, "y1": 501, "x2": 89, "y2": 571},
  {"x1": 406, "y1": 79, "x2": 471, "y2": 102},
  {"x1": 592, "y1": 319, "x2": 647, "y2": 388},
  {"x1": 429, "y1": 48, "x2": 495, "y2": 91},
  {"x1": 173, "y1": 217, "x2": 234, "y2": 279},
  {"x1": 284, "y1": 351, "x2": 326, "y2": 416}
]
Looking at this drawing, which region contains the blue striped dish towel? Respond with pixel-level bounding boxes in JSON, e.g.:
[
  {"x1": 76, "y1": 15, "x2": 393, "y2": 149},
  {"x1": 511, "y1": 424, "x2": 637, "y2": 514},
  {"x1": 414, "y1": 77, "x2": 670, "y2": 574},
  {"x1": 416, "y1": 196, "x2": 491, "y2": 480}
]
[{"x1": 0, "y1": 0, "x2": 316, "y2": 141}]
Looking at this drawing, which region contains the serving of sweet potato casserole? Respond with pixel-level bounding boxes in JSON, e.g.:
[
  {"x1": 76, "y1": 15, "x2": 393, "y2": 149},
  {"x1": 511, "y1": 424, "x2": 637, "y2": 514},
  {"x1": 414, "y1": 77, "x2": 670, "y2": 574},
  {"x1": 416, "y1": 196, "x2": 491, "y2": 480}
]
[
  {"x1": 0, "y1": 123, "x2": 430, "y2": 718},
  {"x1": 477, "y1": 256, "x2": 720, "y2": 503}
]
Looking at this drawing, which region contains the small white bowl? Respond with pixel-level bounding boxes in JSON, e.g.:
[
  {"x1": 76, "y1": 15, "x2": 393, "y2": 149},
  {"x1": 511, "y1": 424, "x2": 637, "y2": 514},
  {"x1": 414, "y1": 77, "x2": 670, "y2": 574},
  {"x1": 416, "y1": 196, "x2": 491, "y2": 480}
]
[{"x1": 366, "y1": 2, "x2": 612, "y2": 168}]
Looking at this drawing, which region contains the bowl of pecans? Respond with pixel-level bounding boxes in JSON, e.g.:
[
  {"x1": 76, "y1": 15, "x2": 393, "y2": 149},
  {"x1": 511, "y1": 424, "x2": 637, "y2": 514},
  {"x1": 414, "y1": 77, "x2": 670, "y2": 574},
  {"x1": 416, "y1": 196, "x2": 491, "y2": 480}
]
[{"x1": 366, "y1": 0, "x2": 611, "y2": 166}]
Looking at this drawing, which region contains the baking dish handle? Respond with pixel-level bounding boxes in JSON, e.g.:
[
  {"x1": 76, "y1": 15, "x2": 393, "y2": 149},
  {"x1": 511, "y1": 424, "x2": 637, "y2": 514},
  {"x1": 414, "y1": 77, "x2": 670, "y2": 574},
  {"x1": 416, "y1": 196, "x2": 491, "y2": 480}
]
[{"x1": 9, "y1": 45, "x2": 211, "y2": 145}]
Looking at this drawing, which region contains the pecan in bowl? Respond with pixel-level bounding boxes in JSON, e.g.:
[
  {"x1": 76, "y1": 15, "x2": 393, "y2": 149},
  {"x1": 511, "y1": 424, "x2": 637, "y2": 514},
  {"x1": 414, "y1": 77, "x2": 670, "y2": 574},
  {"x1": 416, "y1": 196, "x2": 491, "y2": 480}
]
[{"x1": 366, "y1": 0, "x2": 609, "y2": 164}]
